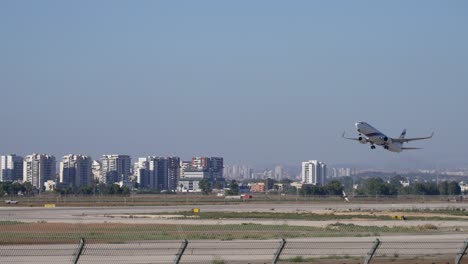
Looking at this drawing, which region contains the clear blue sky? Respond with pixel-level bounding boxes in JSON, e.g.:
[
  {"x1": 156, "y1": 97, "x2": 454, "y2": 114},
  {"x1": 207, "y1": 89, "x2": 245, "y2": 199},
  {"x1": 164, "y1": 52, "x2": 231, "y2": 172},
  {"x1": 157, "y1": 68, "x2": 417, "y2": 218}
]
[{"x1": 1, "y1": 1, "x2": 467, "y2": 169}]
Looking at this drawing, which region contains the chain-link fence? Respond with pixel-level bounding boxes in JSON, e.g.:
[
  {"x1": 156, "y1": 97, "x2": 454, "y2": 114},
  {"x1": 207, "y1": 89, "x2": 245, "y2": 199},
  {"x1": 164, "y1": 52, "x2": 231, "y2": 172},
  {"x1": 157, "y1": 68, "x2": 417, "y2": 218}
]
[
  {"x1": 2, "y1": 201, "x2": 468, "y2": 263},
  {"x1": 1, "y1": 238, "x2": 468, "y2": 264}
]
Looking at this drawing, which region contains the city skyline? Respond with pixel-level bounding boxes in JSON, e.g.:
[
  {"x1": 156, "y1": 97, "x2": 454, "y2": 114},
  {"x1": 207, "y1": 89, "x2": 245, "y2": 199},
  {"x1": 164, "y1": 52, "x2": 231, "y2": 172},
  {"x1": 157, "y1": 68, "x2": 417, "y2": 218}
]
[{"x1": 1, "y1": 1, "x2": 468, "y2": 169}]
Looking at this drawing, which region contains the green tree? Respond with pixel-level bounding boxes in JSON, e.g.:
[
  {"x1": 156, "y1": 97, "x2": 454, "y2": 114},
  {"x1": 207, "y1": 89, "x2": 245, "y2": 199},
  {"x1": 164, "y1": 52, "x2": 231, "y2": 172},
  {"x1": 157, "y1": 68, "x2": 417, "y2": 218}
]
[
  {"x1": 448, "y1": 181, "x2": 461, "y2": 195},
  {"x1": 24, "y1": 182, "x2": 33, "y2": 196},
  {"x1": 299, "y1": 184, "x2": 326, "y2": 196},
  {"x1": 389, "y1": 175, "x2": 404, "y2": 189},
  {"x1": 121, "y1": 185, "x2": 130, "y2": 195},
  {"x1": 286, "y1": 186, "x2": 298, "y2": 195},
  {"x1": 199, "y1": 178, "x2": 212, "y2": 195},
  {"x1": 337, "y1": 176, "x2": 354, "y2": 192},
  {"x1": 11, "y1": 182, "x2": 24, "y2": 195},
  {"x1": 214, "y1": 181, "x2": 224, "y2": 190},
  {"x1": 108, "y1": 184, "x2": 121, "y2": 195},
  {"x1": 325, "y1": 180, "x2": 343, "y2": 195},
  {"x1": 438, "y1": 181, "x2": 449, "y2": 195},
  {"x1": 226, "y1": 180, "x2": 239, "y2": 195},
  {"x1": 299, "y1": 184, "x2": 313, "y2": 196},
  {"x1": 360, "y1": 178, "x2": 387, "y2": 195}
]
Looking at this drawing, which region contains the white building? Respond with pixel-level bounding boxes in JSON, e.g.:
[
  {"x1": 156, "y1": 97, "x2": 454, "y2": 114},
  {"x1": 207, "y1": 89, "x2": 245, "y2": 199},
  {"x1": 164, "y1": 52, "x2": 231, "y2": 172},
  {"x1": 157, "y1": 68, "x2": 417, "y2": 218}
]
[
  {"x1": 44, "y1": 180, "x2": 56, "y2": 191},
  {"x1": 179, "y1": 170, "x2": 210, "y2": 192},
  {"x1": 459, "y1": 182, "x2": 468, "y2": 193},
  {"x1": 59, "y1": 155, "x2": 92, "y2": 187},
  {"x1": 301, "y1": 160, "x2": 327, "y2": 186},
  {"x1": 274, "y1": 165, "x2": 284, "y2": 180},
  {"x1": 0, "y1": 154, "x2": 23, "y2": 182},
  {"x1": 100, "y1": 155, "x2": 131, "y2": 184},
  {"x1": 135, "y1": 157, "x2": 159, "y2": 189},
  {"x1": 180, "y1": 161, "x2": 191, "y2": 179},
  {"x1": 92, "y1": 160, "x2": 101, "y2": 182},
  {"x1": 23, "y1": 154, "x2": 56, "y2": 189}
]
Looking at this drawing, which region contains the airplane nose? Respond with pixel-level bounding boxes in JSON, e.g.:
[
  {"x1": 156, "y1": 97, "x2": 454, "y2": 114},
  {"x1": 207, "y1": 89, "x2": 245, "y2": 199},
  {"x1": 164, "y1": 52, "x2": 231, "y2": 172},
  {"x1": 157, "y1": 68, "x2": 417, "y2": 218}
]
[{"x1": 355, "y1": 122, "x2": 361, "y2": 128}]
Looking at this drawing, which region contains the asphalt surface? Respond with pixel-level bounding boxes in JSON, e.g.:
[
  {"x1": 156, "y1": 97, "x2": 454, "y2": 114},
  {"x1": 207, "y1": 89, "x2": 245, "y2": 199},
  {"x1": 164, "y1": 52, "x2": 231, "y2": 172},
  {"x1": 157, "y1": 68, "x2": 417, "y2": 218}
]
[
  {"x1": 2, "y1": 202, "x2": 468, "y2": 222},
  {"x1": 2, "y1": 203, "x2": 468, "y2": 227}
]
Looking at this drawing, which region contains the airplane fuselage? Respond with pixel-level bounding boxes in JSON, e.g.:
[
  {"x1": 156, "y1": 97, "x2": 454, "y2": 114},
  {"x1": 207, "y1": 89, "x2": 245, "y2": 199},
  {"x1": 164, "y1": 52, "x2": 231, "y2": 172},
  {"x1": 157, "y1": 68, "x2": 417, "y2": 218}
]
[{"x1": 355, "y1": 122, "x2": 403, "y2": 152}]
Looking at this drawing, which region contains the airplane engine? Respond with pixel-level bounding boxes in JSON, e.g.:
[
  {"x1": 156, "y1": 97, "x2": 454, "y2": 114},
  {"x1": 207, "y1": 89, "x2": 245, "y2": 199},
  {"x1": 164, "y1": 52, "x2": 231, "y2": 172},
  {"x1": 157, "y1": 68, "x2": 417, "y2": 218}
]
[
  {"x1": 358, "y1": 137, "x2": 368, "y2": 144},
  {"x1": 381, "y1": 136, "x2": 392, "y2": 144}
]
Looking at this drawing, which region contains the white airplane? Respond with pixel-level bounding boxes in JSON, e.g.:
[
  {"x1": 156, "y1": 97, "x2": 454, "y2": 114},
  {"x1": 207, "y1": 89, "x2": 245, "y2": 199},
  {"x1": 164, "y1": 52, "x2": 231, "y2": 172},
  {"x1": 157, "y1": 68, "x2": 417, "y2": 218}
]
[{"x1": 343, "y1": 121, "x2": 434, "y2": 153}]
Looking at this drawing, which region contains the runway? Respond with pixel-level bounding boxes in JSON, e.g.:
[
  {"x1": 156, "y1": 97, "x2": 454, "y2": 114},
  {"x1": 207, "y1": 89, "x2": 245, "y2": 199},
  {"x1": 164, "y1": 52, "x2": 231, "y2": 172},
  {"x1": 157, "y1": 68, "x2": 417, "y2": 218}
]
[
  {"x1": 2, "y1": 202, "x2": 468, "y2": 223},
  {"x1": 1, "y1": 202, "x2": 467, "y2": 231}
]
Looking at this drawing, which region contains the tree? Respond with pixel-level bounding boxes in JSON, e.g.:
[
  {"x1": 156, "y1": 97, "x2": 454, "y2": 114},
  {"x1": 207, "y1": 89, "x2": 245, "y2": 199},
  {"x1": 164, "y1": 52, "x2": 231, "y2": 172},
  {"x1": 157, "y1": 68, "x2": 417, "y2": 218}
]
[
  {"x1": 214, "y1": 181, "x2": 224, "y2": 190},
  {"x1": 199, "y1": 179, "x2": 212, "y2": 195},
  {"x1": 299, "y1": 184, "x2": 326, "y2": 196},
  {"x1": 77, "y1": 185, "x2": 93, "y2": 195},
  {"x1": 109, "y1": 184, "x2": 121, "y2": 195},
  {"x1": 325, "y1": 180, "x2": 343, "y2": 195},
  {"x1": 438, "y1": 181, "x2": 449, "y2": 195},
  {"x1": 121, "y1": 186, "x2": 130, "y2": 195},
  {"x1": 226, "y1": 180, "x2": 239, "y2": 195},
  {"x1": 448, "y1": 181, "x2": 461, "y2": 195},
  {"x1": 24, "y1": 182, "x2": 33, "y2": 196},
  {"x1": 299, "y1": 184, "x2": 313, "y2": 196},
  {"x1": 337, "y1": 176, "x2": 354, "y2": 192},
  {"x1": 360, "y1": 178, "x2": 386, "y2": 196},
  {"x1": 286, "y1": 186, "x2": 298, "y2": 195},
  {"x1": 389, "y1": 175, "x2": 404, "y2": 189}
]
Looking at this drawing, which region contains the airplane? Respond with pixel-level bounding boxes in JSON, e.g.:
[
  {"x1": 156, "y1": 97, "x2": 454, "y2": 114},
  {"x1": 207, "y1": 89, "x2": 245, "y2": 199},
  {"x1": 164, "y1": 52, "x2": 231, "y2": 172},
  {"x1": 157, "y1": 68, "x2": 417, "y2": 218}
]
[{"x1": 343, "y1": 121, "x2": 434, "y2": 153}]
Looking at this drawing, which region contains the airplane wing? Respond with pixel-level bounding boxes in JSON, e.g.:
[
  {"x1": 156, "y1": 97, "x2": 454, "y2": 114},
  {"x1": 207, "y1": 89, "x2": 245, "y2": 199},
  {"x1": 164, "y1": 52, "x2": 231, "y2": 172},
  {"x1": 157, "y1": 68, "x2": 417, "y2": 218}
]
[
  {"x1": 342, "y1": 131, "x2": 359, "y2": 141},
  {"x1": 392, "y1": 132, "x2": 434, "y2": 143}
]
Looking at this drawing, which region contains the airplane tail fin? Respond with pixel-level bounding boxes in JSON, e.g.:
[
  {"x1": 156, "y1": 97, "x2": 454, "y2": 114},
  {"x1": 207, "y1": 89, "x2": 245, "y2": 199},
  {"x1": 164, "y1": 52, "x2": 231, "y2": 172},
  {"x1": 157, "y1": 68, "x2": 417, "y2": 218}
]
[{"x1": 399, "y1": 129, "x2": 406, "y2": 139}]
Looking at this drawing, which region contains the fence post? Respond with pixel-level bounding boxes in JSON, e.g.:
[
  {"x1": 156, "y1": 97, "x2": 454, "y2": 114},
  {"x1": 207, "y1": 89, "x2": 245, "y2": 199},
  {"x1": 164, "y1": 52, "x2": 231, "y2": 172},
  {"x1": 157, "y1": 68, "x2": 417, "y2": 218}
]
[
  {"x1": 364, "y1": 238, "x2": 380, "y2": 264},
  {"x1": 173, "y1": 239, "x2": 188, "y2": 264},
  {"x1": 455, "y1": 239, "x2": 468, "y2": 264},
  {"x1": 272, "y1": 238, "x2": 287, "y2": 264},
  {"x1": 72, "y1": 238, "x2": 85, "y2": 264}
]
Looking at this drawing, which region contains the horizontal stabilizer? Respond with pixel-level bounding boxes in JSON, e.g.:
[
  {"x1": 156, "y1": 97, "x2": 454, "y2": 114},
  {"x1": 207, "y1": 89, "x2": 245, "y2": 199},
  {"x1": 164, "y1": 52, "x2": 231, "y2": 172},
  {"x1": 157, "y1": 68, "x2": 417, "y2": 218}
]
[
  {"x1": 342, "y1": 131, "x2": 359, "y2": 141},
  {"x1": 402, "y1": 147, "x2": 423, "y2": 150}
]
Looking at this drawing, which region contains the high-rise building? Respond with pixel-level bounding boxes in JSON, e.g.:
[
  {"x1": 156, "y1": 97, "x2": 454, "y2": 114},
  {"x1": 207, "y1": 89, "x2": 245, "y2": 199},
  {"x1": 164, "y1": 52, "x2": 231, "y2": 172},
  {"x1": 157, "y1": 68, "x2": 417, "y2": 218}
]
[
  {"x1": 301, "y1": 160, "x2": 327, "y2": 186},
  {"x1": 208, "y1": 157, "x2": 223, "y2": 180},
  {"x1": 135, "y1": 157, "x2": 159, "y2": 190},
  {"x1": 224, "y1": 164, "x2": 252, "y2": 179},
  {"x1": 23, "y1": 154, "x2": 56, "y2": 189},
  {"x1": 100, "y1": 155, "x2": 131, "y2": 184},
  {"x1": 191, "y1": 157, "x2": 223, "y2": 179},
  {"x1": 155, "y1": 157, "x2": 168, "y2": 190},
  {"x1": 180, "y1": 160, "x2": 191, "y2": 179},
  {"x1": 178, "y1": 157, "x2": 224, "y2": 192},
  {"x1": 92, "y1": 160, "x2": 102, "y2": 182},
  {"x1": 167, "y1": 157, "x2": 180, "y2": 191},
  {"x1": 274, "y1": 165, "x2": 284, "y2": 180},
  {"x1": 134, "y1": 156, "x2": 180, "y2": 191},
  {"x1": 59, "y1": 155, "x2": 92, "y2": 187},
  {"x1": 0, "y1": 154, "x2": 23, "y2": 182}
]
